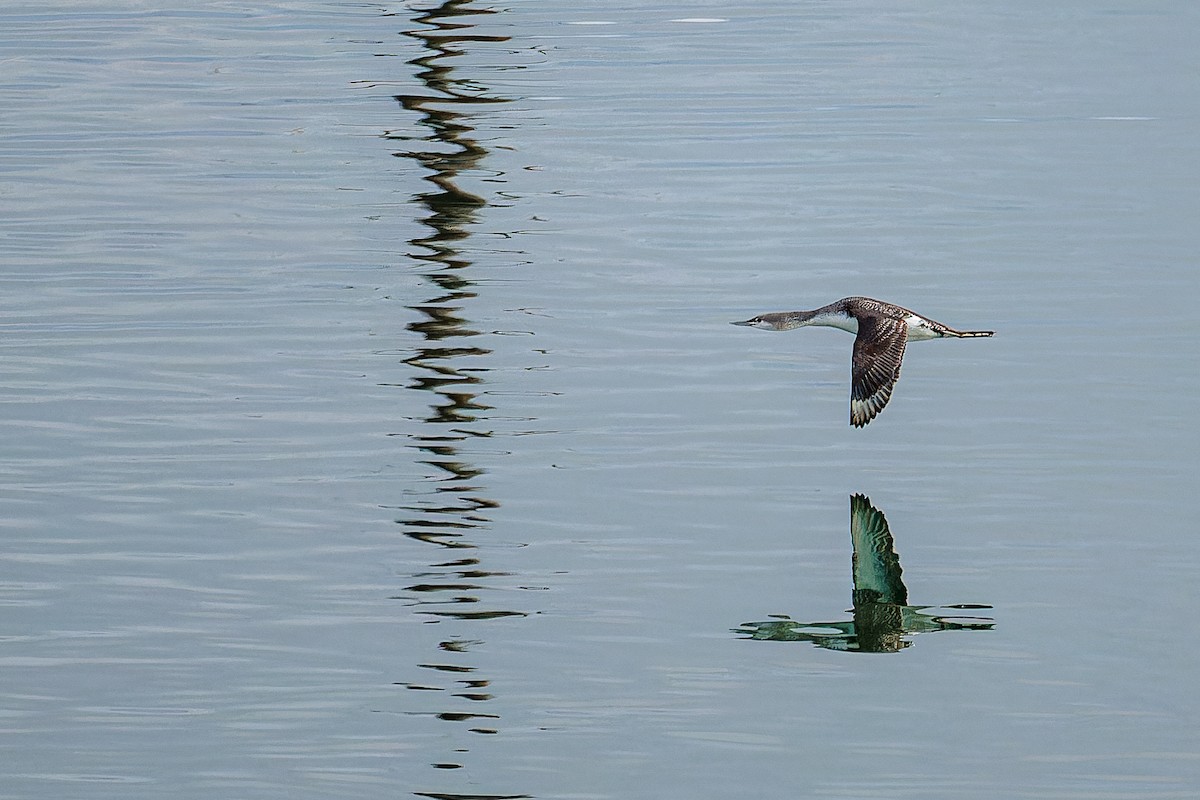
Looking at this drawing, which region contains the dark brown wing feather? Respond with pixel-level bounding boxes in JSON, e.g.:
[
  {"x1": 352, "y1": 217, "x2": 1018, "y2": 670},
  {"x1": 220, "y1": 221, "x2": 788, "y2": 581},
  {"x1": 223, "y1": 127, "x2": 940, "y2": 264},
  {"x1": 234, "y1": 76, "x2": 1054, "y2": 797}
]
[{"x1": 850, "y1": 315, "x2": 907, "y2": 427}]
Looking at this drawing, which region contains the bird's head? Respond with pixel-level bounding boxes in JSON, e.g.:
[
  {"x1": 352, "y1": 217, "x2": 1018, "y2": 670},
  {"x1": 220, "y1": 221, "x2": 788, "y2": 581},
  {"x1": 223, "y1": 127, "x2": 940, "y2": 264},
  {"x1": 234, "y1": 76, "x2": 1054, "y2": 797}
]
[{"x1": 731, "y1": 312, "x2": 800, "y2": 331}]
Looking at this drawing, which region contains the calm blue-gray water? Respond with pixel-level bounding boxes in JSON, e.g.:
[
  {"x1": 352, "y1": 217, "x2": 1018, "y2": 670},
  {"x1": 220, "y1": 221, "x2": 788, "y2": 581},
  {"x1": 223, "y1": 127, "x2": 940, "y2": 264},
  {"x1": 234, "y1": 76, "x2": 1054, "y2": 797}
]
[{"x1": 2, "y1": 2, "x2": 1198, "y2": 798}]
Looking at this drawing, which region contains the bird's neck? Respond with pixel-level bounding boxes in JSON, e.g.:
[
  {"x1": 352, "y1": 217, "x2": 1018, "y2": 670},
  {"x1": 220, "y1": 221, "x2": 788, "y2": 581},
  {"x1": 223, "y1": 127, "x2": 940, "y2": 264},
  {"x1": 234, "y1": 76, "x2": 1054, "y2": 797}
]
[{"x1": 801, "y1": 309, "x2": 859, "y2": 334}]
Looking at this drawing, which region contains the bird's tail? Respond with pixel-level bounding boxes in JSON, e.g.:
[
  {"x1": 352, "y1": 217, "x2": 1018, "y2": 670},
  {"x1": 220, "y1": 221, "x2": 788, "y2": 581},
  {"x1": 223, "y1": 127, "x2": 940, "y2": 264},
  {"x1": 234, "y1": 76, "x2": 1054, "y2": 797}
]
[{"x1": 947, "y1": 328, "x2": 994, "y2": 338}]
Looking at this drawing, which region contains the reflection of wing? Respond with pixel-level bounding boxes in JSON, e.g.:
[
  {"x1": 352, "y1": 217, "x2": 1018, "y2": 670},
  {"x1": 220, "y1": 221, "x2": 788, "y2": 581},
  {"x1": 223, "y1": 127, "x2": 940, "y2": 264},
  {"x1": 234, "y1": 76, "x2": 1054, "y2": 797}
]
[
  {"x1": 738, "y1": 496, "x2": 991, "y2": 653},
  {"x1": 850, "y1": 494, "x2": 907, "y2": 606},
  {"x1": 850, "y1": 315, "x2": 907, "y2": 427}
]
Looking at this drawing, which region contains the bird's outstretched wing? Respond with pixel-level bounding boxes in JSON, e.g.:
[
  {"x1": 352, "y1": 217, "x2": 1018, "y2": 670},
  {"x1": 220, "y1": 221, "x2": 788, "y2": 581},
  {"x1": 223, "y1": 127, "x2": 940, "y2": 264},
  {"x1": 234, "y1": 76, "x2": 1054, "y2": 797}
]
[{"x1": 850, "y1": 315, "x2": 907, "y2": 427}]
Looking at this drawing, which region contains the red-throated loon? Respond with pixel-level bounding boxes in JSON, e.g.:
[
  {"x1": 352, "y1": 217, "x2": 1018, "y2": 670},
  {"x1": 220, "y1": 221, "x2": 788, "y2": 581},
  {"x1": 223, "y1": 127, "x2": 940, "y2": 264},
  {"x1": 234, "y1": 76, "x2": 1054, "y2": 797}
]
[{"x1": 732, "y1": 296, "x2": 994, "y2": 427}]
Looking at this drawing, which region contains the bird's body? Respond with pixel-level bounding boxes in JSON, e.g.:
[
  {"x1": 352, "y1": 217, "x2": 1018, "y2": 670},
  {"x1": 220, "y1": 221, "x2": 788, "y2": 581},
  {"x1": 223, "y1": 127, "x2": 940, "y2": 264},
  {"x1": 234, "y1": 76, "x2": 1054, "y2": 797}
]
[{"x1": 732, "y1": 296, "x2": 993, "y2": 427}]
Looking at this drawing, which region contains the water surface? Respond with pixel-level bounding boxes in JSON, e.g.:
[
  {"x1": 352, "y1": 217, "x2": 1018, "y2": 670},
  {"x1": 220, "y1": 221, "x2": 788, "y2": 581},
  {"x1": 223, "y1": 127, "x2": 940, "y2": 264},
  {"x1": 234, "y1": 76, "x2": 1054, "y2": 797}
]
[{"x1": 2, "y1": 2, "x2": 1198, "y2": 798}]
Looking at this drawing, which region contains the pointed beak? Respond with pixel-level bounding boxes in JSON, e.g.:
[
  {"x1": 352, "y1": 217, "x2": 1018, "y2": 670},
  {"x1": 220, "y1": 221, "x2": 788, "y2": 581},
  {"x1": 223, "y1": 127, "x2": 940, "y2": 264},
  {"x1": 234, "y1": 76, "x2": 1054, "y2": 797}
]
[{"x1": 731, "y1": 319, "x2": 756, "y2": 327}]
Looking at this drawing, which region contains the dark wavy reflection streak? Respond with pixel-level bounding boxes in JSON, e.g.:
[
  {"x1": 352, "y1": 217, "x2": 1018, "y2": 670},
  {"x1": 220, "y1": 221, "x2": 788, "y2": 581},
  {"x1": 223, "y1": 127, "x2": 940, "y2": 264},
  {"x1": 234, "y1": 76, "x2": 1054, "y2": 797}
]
[{"x1": 384, "y1": 1, "x2": 529, "y2": 794}]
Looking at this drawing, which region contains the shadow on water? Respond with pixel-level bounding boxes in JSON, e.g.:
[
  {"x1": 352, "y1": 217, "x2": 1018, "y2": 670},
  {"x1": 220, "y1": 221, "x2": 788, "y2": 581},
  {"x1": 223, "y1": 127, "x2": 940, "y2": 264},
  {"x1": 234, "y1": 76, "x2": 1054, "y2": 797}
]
[
  {"x1": 736, "y1": 495, "x2": 993, "y2": 653},
  {"x1": 382, "y1": 2, "x2": 529, "y2": 795}
]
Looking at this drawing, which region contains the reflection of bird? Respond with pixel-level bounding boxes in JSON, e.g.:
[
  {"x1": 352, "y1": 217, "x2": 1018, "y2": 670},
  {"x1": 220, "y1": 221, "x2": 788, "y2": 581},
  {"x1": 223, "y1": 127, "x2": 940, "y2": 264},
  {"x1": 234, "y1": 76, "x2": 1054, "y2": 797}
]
[
  {"x1": 732, "y1": 296, "x2": 993, "y2": 427},
  {"x1": 734, "y1": 493, "x2": 993, "y2": 652}
]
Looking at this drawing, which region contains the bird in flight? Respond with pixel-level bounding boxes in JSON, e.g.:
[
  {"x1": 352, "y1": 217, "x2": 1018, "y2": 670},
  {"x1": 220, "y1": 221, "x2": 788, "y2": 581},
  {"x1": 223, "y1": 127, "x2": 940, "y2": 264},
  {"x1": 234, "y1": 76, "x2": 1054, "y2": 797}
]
[{"x1": 732, "y1": 296, "x2": 993, "y2": 427}]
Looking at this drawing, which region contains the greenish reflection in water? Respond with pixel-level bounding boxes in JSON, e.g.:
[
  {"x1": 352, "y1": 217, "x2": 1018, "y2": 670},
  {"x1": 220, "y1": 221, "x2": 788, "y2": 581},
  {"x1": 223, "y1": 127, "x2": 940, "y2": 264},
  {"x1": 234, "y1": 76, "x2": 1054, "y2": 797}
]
[{"x1": 736, "y1": 494, "x2": 993, "y2": 653}]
